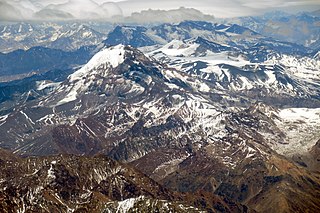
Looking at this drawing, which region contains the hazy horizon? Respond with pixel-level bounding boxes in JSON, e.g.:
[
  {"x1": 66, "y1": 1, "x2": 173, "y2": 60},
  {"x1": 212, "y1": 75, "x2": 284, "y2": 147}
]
[{"x1": 0, "y1": 0, "x2": 319, "y2": 22}]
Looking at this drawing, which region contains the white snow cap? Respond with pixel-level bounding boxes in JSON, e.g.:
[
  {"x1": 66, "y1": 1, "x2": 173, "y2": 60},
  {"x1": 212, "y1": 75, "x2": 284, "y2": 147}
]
[{"x1": 70, "y1": 44, "x2": 126, "y2": 82}]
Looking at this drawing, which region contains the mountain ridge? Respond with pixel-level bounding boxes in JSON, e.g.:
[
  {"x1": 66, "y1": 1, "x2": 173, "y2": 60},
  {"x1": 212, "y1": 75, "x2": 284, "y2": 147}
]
[{"x1": 0, "y1": 17, "x2": 319, "y2": 212}]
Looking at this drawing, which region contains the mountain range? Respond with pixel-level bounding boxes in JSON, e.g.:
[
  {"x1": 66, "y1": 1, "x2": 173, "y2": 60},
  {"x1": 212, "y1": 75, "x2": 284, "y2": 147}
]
[
  {"x1": 0, "y1": 22, "x2": 108, "y2": 53},
  {"x1": 224, "y1": 10, "x2": 320, "y2": 50},
  {"x1": 0, "y1": 12, "x2": 319, "y2": 213}
]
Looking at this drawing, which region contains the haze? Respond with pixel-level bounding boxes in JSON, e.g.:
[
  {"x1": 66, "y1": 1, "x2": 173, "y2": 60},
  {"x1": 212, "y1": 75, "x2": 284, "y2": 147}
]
[{"x1": 0, "y1": 0, "x2": 319, "y2": 21}]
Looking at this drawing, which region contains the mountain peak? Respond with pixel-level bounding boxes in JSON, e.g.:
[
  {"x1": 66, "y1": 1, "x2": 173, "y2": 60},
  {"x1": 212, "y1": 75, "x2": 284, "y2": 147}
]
[
  {"x1": 54, "y1": 45, "x2": 164, "y2": 106},
  {"x1": 69, "y1": 44, "x2": 126, "y2": 82},
  {"x1": 103, "y1": 26, "x2": 156, "y2": 47}
]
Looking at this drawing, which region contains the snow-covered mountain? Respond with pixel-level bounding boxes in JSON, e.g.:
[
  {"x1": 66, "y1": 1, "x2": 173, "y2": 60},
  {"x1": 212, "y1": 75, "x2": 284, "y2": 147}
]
[
  {"x1": 0, "y1": 43, "x2": 319, "y2": 212},
  {"x1": 0, "y1": 22, "x2": 107, "y2": 53},
  {"x1": 0, "y1": 18, "x2": 320, "y2": 212},
  {"x1": 103, "y1": 26, "x2": 158, "y2": 48},
  {"x1": 148, "y1": 38, "x2": 320, "y2": 99},
  {"x1": 103, "y1": 21, "x2": 309, "y2": 61},
  {"x1": 0, "y1": 20, "x2": 312, "y2": 82}
]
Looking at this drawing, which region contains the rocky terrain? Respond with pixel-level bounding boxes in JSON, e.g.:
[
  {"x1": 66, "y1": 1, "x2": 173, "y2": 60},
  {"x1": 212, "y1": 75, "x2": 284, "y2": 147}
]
[
  {"x1": 0, "y1": 148, "x2": 250, "y2": 212},
  {"x1": 0, "y1": 18, "x2": 319, "y2": 212}
]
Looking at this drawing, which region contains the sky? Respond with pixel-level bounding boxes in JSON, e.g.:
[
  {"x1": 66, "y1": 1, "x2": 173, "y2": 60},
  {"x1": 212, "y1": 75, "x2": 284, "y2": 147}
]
[{"x1": 0, "y1": 0, "x2": 319, "y2": 22}]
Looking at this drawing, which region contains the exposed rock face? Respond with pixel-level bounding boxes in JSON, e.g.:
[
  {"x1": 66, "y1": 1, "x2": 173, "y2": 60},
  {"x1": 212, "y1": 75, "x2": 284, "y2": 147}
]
[
  {"x1": 291, "y1": 139, "x2": 320, "y2": 173},
  {"x1": 0, "y1": 149, "x2": 249, "y2": 212},
  {"x1": 310, "y1": 140, "x2": 320, "y2": 163},
  {"x1": 0, "y1": 41, "x2": 319, "y2": 212}
]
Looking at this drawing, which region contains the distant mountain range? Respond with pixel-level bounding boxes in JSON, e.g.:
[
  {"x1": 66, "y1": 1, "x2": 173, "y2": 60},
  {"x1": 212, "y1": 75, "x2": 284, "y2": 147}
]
[
  {"x1": 224, "y1": 10, "x2": 320, "y2": 50},
  {"x1": 0, "y1": 19, "x2": 314, "y2": 80},
  {"x1": 1, "y1": 11, "x2": 319, "y2": 54},
  {"x1": 0, "y1": 22, "x2": 108, "y2": 53},
  {"x1": 0, "y1": 45, "x2": 95, "y2": 77}
]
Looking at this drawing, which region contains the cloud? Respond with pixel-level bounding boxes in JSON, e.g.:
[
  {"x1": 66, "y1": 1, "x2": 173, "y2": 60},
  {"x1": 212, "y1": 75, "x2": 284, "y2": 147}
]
[
  {"x1": 42, "y1": 0, "x2": 122, "y2": 20},
  {"x1": 100, "y1": 2, "x2": 123, "y2": 17},
  {"x1": 116, "y1": 0, "x2": 320, "y2": 17},
  {"x1": 0, "y1": 0, "x2": 319, "y2": 22},
  {"x1": 0, "y1": 0, "x2": 123, "y2": 21},
  {"x1": 0, "y1": 0, "x2": 37, "y2": 20},
  {"x1": 117, "y1": 0, "x2": 248, "y2": 16},
  {"x1": 238, "y1": 0, "x2": 320, "y2": 8},
  {"x1": 0, "y1": 1, "x2": 23, "y2": 21},
  {"x1": 121, "y1": 7, "x2": 215, "y2": 23},
  {"x1": 33, "y1": 9, "x2": 74, "y2": 20}
]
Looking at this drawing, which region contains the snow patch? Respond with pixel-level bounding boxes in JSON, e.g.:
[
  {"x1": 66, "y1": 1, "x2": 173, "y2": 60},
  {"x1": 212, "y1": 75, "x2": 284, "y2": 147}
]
[
  {"x1": 158, "y1": 40, "x2": 200, "y2": 57},
  {"x1": 57, "y1": 83, "x2": 82, "y2": 105},
  {"x1": 36, "y1": 81, "x2": 61, "y2": 91},
  {"x1": 116, "y1": 196, "x2": 144, "y2": 213},
  {"x1": 70, "y1": 44, "x2": 125, "y2": 82},
  {"x1": 273, "y1": 108, "x2": 320, "y2": 156},
  {"x1": 47, "y1": 164, "x2": 55, "y2": 180},
  {"x1": 20, "y1": 111, "x2": 35, "y2": 125},
  {"x1": 0, "y1": 114, "x2": 9, "y2": 126}
]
